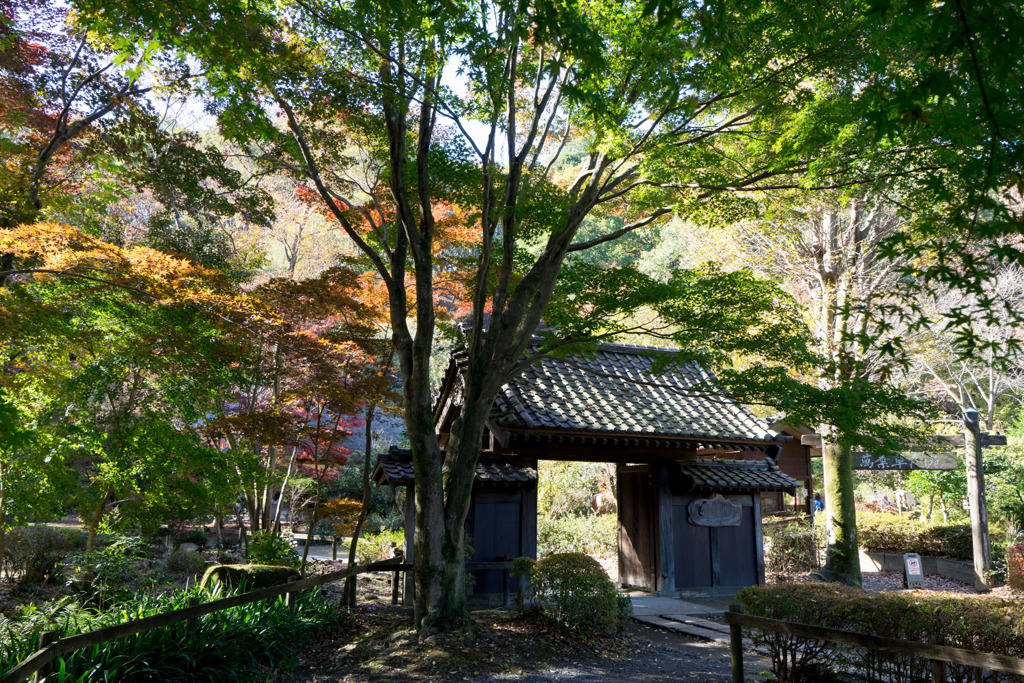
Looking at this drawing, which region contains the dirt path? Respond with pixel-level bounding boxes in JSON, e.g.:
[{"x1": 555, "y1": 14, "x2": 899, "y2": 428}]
[
  {"x1": 471, "y1": 622, "x2": 770, "y2": 683},
  {"x1": 277, "y1": 605, "x2": 770, "y2": 683}
]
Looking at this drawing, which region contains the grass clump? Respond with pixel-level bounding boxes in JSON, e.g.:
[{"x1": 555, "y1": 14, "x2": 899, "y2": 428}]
[{"x1": 1, "y1": 585, "x2": 345, "y2": 682}]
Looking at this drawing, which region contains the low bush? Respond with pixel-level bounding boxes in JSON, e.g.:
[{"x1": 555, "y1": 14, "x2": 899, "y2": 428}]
[
  {"x1": 858, "y1": 512, "x2": 975, "y2": 561},
  {"x1": 763, "y1": 521, "x2": 823, "y2": 576},
  {"x1": 736, "y1": 583, "x2": 1024, "y2": 683},
  {"x1": 524, "y1": 552, "x2": 621, "y2": 637},
  {"x1": 199, "y1": 564, "x2": 300, "y2": 593},
  {"x1": 69, "y1": 543, "x2": 143, "y2": 609},
  {"x1": 1, "y1": 585, "x2": 345, "y2": 681},
  {"x1": 537, "y1": 513, "x2": 616, "y2": 557},
  {"x1": 173, "y1": 529, "x2": 209, "y2": 550},
  {"x1": 166, "y1": 549, "x2": 209, "y2": 576},
  {"x1": 2, "y1": 525, "x2": 86, "y2": 583},
  {"x1": 245, "y1": 531, "x2": 299, "y2": 568},
  {"x1": 1008, "y1": 543, "x2": 1024, "y2": 594},
  {"x1": 354, "y1": 528, "x2": 405, "y2": 565}
]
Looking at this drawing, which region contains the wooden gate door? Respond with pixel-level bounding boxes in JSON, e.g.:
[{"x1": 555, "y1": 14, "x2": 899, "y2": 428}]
[
  {"x1": 469, "y1": 490, "x2": 522, "y2": 594},
  {"x1": 617, "y1": 466, "x2": 656, "y2": 589},
  {"x1": 673, "y1": 494, "x2": 757, "y2": 591}
]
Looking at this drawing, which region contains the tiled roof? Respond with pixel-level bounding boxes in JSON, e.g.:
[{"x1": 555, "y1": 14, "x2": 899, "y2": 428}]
[
  {"x1": 678, "y1": 458, "x2": 799, "y2": 492},
  {"x1": 489, "y1": 343, "x2": 779, "y2": 443},
  {"x1": 372, "y1": 448, "x2": 537, "y2": 487}
]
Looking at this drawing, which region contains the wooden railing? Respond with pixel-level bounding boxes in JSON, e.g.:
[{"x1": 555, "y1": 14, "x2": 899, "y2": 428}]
[
  {"x1": 725, "y1": 607, "x2": 1024, "y2": 683},
  {"x1": 3, "y1": 558, "x2": 520, "y2": 683}
]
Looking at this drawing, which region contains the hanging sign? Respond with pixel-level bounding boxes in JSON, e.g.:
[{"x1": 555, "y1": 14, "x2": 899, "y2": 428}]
[{"x1": 852, "y1": 451, "x2": 958, "y2": 471}]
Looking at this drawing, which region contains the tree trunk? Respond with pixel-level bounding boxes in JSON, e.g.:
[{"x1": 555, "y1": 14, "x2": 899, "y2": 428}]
[
  {"x1": 0, "y1": 471, "x2": 6, "y2": 579},
  {"x1": 346, "y1": 403, "x2": 377, "y2": 607},
  {"x1": 820, "y1": 426, "x2": 862, "y2": 587},
  {"x1": 245, "y1": 490, "x2": 259, "y2": 534},
  {"x1": 273, "y1": 446, "x2": 299, "y2": 533},
  {"x1": 85, "y1": 487, "x2": 113, "y2": 555}
]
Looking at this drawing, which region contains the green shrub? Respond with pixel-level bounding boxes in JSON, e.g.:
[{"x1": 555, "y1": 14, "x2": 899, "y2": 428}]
[
  {"x1": 173, "y1": 529, "x2": 209, "y2": 550},
  {"x1": 763, "y1": 521, "x2": 823, "y2": 575},
  {"x1": 1008, "y1": 543, "x2": 1024, "y2": 594},
  {"x1": 2, "y1": 525, "x2": 86, "y2": 583},
  {"x1": 537, "y1": 513, "x2": 616, "y2": 557},
  {"x1": 166, "y1": 549, "x2": 209, "y2": 576},
  {"x1": 199, "y1": 564, "x2": 300, "y2": 593},
  {"x1": 736, "y1": 583, "x2": 1024, "y2": 683},
  {"x1": 858, "y1": 511, "x2": 979, "y2": 561},
  {"x1": 0, "y1": 585, "x2": 344, "y2": 681},
  {"x1": 527, "y1": 552, "x2": 620, "y2": 636},
  {"x1": 69, "y1": 541, "x2": 145, "y2": 608},
  {"x1": 354, "y1": 529, "x2": 405, "y2": 565},
  {"x1": 245, "y1": 531, "x2": 299, "y2": 567}
]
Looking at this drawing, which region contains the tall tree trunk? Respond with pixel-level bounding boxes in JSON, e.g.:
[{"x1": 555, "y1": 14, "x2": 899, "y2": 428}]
[
  {"x1": 273, "y1": 446, "x2": 299, "y2": 533},
  {"x1": 346, "y1": 403, "x2": 377, "y2": 607},
  {"x1": 0, "y1": 469, "x2": 6, "y2": 579},
  {"x1": 820, "y1": 426, "x2": 862, "y2": 587},
  {"x1": 85, "y1": 486, "x2": 114, "y2": 557},
  {"x1": 245, "y1": 490, "x2": 259, "y2": 534}
]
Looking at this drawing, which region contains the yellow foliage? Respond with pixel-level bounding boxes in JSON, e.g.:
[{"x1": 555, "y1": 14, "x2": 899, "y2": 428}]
[
  {"x1": 319, "y1": 497, "x2": 363, "y2": 537},
  {"x1": 1, "y1": 222, "x2": 216, "y2": 299}
]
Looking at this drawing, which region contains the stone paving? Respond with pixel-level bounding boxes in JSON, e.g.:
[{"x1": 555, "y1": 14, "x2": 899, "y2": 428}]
[{"x1": 630, "y1": 595, "x2": 737, "y2": 645}]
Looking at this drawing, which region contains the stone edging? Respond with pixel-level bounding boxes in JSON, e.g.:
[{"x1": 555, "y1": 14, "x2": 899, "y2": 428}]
[{"x1": 859, "y1": 550, "x2": 975, "y2": 585}]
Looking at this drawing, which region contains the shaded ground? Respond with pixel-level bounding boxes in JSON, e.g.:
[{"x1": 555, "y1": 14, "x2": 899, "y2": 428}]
[{"x1": 275, "y1": 604, "x2": 770, "y2": 683}]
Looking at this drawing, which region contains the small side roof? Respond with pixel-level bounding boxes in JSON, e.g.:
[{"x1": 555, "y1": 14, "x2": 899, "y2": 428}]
[
  {"x1": 677, "y1": 458, "x2": 799, "y2": 493},
  {"x1": 372, "y1": 447, "x2": 538, "y2": 487}
]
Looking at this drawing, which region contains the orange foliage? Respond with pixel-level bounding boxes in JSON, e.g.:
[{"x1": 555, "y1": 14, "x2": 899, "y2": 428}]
[
  {"x1": 1, "y1": 222, "x2": 217, "y2": 298},
  {"x1": 320, "y1": 497, "x2": 363, "y2": 537}
]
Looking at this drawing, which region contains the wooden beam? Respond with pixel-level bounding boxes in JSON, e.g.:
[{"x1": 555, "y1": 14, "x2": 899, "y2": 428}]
[{"x1": 801, "y1": 433, "x2": 1007, "y2": 449}]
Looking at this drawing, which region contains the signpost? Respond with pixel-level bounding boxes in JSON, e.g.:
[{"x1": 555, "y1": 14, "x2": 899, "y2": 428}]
[
  {"x1": 903, "y1": 553, "x2": 924, "y2": 589},
  {"x1": 964, "y1": 409, "x2": 993, "y2": 592}
]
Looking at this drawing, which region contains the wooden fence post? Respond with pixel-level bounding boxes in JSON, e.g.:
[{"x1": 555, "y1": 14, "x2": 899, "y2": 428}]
[
  {"x1": 32, "y1": 630, "x2": 57, "y2": 683},
  {"x1": 729, "y1": 604, "x2": 744, "y2": 683},
  {"x1": 931, "y1": 658, "x2": 947, "y2": 682},
  {"x1": 332, "y1": 536, "x2": 338, "y2": 562},
  {"x1": 285, "y1": 575, "x2": 298, "y2": 615},
  {"x1": 391, "y1": 548, "x2": 404, "y2": 605},
  {"x1": 186, "y1": 597, "x2": 200, "y2": 639}
]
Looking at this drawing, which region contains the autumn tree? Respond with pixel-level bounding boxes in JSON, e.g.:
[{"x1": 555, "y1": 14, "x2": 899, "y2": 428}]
[{"x1": 75, "y1": 0, "x2": 1024, "y2": 627}]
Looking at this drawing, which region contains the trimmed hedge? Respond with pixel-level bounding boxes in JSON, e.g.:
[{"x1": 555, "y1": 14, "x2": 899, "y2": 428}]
[
  {"x1": 736, "y1": 583, "x2": 1024, "y2": 683},
  {"x1": 199, "y1": 564, "x2": 300, "y2": 593},
  {"x1": 858, "y1": 512, "x2": 973, "y2": 560},
  {"x1": 520, "y1": 553, "x2": 622, "y2": 637}
]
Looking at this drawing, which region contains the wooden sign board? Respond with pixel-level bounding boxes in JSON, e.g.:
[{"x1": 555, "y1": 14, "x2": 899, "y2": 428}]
[
  {"x1": 687, "y1": 494, "x2": 742, "y2": 527},
  {"x1": 903, "y1": 553, "x2": 925, "y2": 588},
  {"x1": 852, "y1": 451, "x2": 958, "y2": 471}
]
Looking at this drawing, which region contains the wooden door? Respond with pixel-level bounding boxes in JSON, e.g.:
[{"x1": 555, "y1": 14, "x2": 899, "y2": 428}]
[
  {"x1": 469, "y1": 490, "x2": 521, "y2": 594},
  {"x1": 617, "y1": 466, "x2": 656, "y2": 589},
  {"x1": 717, "y1": 497, "x2": 757, "y2": 587},
  {"x1": 673, "y1": 494, "x2": 758, "y2": 591}
]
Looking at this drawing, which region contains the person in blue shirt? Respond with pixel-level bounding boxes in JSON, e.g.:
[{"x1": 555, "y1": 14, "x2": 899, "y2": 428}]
[{"x1": 813, "y1": 493, "x2": 825, "y2": 513}]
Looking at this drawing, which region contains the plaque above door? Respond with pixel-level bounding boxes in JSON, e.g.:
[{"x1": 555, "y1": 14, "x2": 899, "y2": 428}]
[{"x1": 687, "y1": 494, "x2": 742, "y2": 527}]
